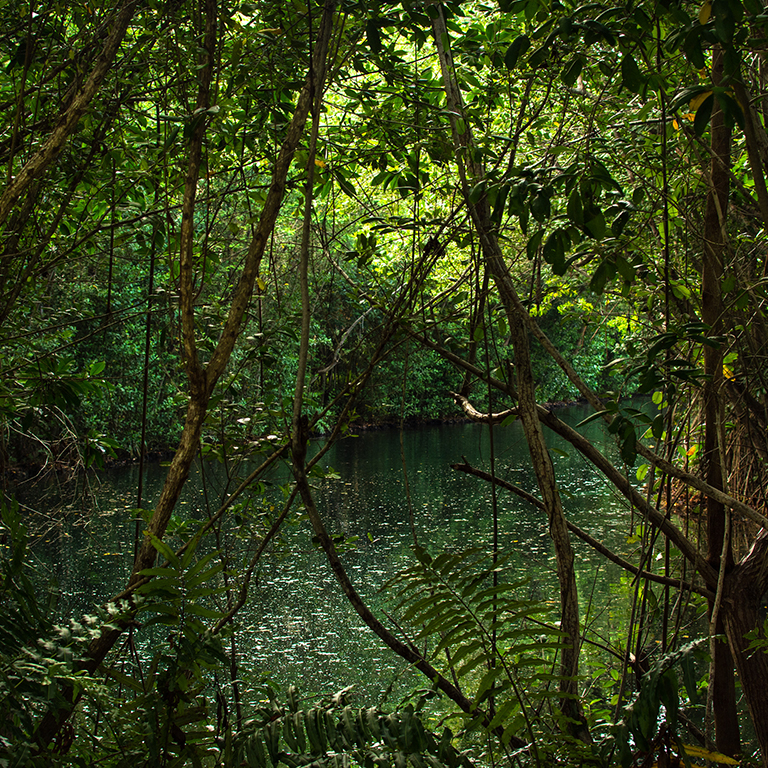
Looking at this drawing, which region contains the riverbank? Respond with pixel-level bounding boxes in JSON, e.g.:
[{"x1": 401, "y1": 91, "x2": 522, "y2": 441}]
[{"x1": 2, "y1": 397, "x2": 594, "y2": 485}]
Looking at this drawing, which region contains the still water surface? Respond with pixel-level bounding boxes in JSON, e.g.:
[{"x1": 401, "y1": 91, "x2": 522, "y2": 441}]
[{"x1": 29, "y1": 406, "x2": 636, "y2": 705}]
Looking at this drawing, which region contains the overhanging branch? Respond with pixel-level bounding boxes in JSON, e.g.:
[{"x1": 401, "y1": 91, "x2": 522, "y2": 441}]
[{"x1": 451, "y1": 459, "x2": 704, "y2": 596}]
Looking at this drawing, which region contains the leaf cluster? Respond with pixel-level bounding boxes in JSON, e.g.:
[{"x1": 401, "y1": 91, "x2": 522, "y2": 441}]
[{"x1": 228, "y1": 685, "x2": 474, "y2": 768}]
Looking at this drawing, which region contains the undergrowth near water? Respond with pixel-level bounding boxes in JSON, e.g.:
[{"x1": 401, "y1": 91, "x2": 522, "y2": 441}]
[{"x1": 0, "y1": 497, "x2": 736, "y2": 767}]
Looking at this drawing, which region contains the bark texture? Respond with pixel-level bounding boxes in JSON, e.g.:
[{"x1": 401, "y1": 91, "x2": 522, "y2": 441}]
[
  {"x1": 702, "y1": 47, "x2": 739, "y2": 757},
  {"x1": 430, "y1": 8, "x2": 588, "y2": 741},
  {"x1": 722, "y1": 532, "x2": 768, "y2": 757}
]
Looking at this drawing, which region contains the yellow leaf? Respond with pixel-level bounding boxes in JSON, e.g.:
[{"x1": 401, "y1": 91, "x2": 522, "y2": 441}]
[
  {"x1": 256, "y1": 276, "x2": 266, "y2": 291},
  {"x1": 689, "y1": 90, "x2": 712, "y2": 112},
  {"x1": 673, "y1": 118, "x2": 680, "y2": 130},
  {"x1": 699, "y1": 0, "x2": 712, "y2": 23},
  {"x1": 314, "y1": 158, "x2": 326, "y2": 168},
  {"x1": 681, "y1": 744, "x2": 740, "y2": 765}
]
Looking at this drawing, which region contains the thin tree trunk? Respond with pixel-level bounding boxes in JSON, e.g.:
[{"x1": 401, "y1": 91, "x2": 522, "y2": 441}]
[
  {"x1": 286, "y1": 59, "x2": 528, "y2": 746},
  {"x1": 408, "y1": 278, "x2": 768, "y2": 755},
  {"x1": 702, "y1": 46, "x2": 739, "y2": 757},
  {"x1": 0, "y1": 0, "x2": 139, "y2": 228},
  {"x1": 33, "y1": 1, "x2": 338, "y2": 749},
  {"x1": 450, "y1": 450, "x2": 701, "y2": 595},
  {"x1": 429, "y1": 8, "x2": 588, "y2": 741},
  {"x1": 129, "y1": 0, "x2": 336, "y2": 583},
  {"x1": 290, "y1": 420, "x2": 527, "y2": 750}
]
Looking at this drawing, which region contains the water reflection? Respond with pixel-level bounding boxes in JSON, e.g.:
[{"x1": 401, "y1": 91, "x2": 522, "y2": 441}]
[{"x1": 27, "y1": 406, "x2": 639, "y2": 705}]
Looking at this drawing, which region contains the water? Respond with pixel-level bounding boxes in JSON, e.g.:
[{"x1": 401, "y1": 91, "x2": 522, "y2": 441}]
[{"x1": 22, "y1": 406, "x2": 638, "y2": 707}]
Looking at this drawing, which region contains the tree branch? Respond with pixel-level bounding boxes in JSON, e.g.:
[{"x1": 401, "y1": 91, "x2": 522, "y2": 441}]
[
  {"x1": 0, "y1": 0, "x2": 139, "y2": 228},
  {"x1": 450, "y1": 459, "x2": 704, "y2": 595}
]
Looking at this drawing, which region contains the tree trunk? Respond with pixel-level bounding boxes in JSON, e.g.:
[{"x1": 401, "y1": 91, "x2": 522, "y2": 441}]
[
  {"x1": 702, "y1": 45, "x2": 739, "y2": 757},
  {"x1": 33, "y1": 1, "x2": 338, "y2": 749},
  {"x1": 421, "y1": 322, "x2": 768, "y2": 757},
  {"x1": 722, "y1": 532, "x2": 768, "y2": 760},
  {"x1": 0, "y1": 0, "x2": 139, "y2": 228},
  {"x1": 430, "y1": 8, "x2": 588, "y2": 741}
]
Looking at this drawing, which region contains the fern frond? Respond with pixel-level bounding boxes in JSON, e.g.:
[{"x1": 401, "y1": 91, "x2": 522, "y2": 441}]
[
  {"x1": 385, "y1": 545, "x2": 565, "y2": 745},
  {"x1": 232, "y1": 687, "x2": 474, "y2": 768}
]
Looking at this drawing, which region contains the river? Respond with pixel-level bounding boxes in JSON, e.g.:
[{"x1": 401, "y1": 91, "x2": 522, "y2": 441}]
[{"x1": 25, "y1": 405, "x2": 638, "y2": 708}]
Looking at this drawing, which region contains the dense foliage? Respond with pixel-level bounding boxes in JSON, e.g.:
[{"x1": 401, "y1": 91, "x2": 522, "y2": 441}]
[{"x1": 2, "y1": 0, "x2": 768, "y2": 764}]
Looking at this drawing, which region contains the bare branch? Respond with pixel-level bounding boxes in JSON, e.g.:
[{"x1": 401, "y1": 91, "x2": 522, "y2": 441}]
[{"x1": 451, "y1": 459, "x2": 705, "y2": 596}]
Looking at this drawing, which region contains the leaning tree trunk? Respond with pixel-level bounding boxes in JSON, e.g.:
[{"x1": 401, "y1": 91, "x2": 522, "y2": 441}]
[
  {"x1": 429, "y1": 8, "x2": 588, "y2": 741},
  {"x1": 0, "y1": 0, "x2": 139, "y2": 228},
  {"x1": 286, "y1": 75, "x2": 529, "y2": 746},
  {"x1": 33, "y1": 0, "x2": 338, "y2": 749}
]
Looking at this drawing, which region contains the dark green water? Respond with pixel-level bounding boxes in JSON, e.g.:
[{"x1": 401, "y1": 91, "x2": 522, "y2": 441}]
[{"x1": 26, "y1": 406, "x2": 637, "y2": 707}]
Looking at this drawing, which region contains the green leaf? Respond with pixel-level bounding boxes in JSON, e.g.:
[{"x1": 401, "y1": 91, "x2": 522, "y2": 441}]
[
  {"x1": 691, "y1": 92, "x2": 714, "y2": 136},
  {"x1": 723, "y1": 43, "x2": 741, "y2": 78},
  {"x1": 186, "y1": 562, "x2": 224, "y2": 590},
  {"x1": 504, "y1": 35, "x2": 530, "y2": 70},
  {"x1": 141, "y1": 603, "x2": 179, "y2": 617},
  {"x1": 567, "y1": 188, "x2": 583, "y2": 224},
  {"x1": 530, "y1": 188, "x2": 551, "y2": 222},
  {"x1": 366, "y1": 19, "x2": 382, "y2": 54},
  {"x1": 138, "y1": 567, "x2": 179, "y2": 579},
  {"x1": 526, "y1": 229, "x2": 544, "y2": 260},
  {"x1": 585, "y1": 210, "x2": 606, "y2": 240},
  {"x1": 612, "y1": 209, "x2": 630, "y2": 236},
  {"x1": 681, "y1": 745, "x2": 740, "y2": 765},
  {"x1": 179, "y1": 535, "x2": 200, "y2": 571},
  {"x1": 103, "y1": 665, "x2": 144, "y2": 692},
  {"x1": 542, "y1": 230, "x2": 566, "y2": 272},
  {"x1": 528, "y1": 45, "x2": 549, "y2": 69},
  {"x1": 147, "y1": 533, "x2": 181, "y2": 569},
  {"x1": 469, "y1": 181, "x2": 486, "y2": 205},
  {"x1": 519, "y1": 202, "x2": 529, "y2": 234},
  {"x1": 186, "y1": 603, "x2": 224, "y2": 620},
  {"x1": 670, "y1": 84, "x2": 712, "y2": 112},
  {"x1": 487, "y1": 698, "x2": 519, "y2": 730},
  {"x1": 335, "y1": 170, "x2": 358, "y2": 198},
  {"x1": 615, "y1": 254, "x2": 635, "y2": 283},
  {"x1": 491, "y1": 184, "x2": 509, "y2": 224},
  {"x1": 137, "y1": 579, "x2": 181, "y2": 597},
  {"x1": 185, "y1": 550, "x2": 221, "y2": 582},
  {"x1": 621, "y1": 54, "x2": 645, "y2": 94},
  {"x1": 474, "y1": 666, "x2": 505, "y2": 702},
  {"x1": 620, "y1": 429, "x2": 638, "y2": 465},
  {"x1": 713, "y1": 0, "x2": 736, "y2": 40},
  {"x1": 717, "y1": 90, "x2": 744, "y2": 131},
  {"x1": 561, "y1": 56, "x2": 583, "y2": 87}
]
